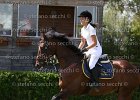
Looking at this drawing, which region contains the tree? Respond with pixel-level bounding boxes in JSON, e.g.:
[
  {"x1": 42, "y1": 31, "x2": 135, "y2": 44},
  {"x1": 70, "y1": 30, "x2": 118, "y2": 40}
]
[
  {"x1": 106, "y1": 0, "x2": 140, "y2": 15},
  {"x1": 103, "y1": 0, "x2": 140, "y2": 63},
  {"x1": 130, "y1": 14, "x2": 140, "y2": 35}
]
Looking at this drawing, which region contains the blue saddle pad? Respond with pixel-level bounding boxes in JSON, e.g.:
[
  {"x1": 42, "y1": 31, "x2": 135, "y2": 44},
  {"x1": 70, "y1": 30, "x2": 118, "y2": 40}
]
[{"x1": 82, "y1": 59, "x2": 114, "y2": 79}]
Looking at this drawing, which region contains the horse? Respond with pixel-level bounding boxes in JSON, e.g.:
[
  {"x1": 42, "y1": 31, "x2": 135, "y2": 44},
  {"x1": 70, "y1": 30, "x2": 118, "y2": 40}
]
[{"x1": 35, "y1": 29, "x2": 140, "y2": 100}]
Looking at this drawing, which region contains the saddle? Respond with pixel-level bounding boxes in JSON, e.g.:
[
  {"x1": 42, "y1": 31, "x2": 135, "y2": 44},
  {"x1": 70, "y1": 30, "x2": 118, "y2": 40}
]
[{"x1": 82, "y1": 54, "x2": 114, "y2": 79}]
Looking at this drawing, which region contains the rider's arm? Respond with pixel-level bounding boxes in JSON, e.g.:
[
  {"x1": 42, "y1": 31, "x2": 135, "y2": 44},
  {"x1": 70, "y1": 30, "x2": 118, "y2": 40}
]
[
  {"x1": 78, "y1": 35, "x2": 86, "y2": 49},
  {"x1": 86, "y1": 35, "x2": 97, "y2": 50}
]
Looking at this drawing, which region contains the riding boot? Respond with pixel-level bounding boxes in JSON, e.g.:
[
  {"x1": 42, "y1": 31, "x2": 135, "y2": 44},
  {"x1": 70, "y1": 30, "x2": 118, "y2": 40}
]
[
  {"x1": 90, "y1": 67, "x2": 99, "y2": 87},
  {"x1": 91, "y1": 67, "x2": 99, "y2": 82}
]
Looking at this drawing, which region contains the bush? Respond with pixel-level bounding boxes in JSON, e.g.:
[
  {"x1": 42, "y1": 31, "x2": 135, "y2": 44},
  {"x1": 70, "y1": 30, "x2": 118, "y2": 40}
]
[
  {"x1": 102, "y1": 33, "x2": 140, "y2": 64},
  {"x1": 0, "y1": 71, "x2": 139, "y2": 100},
  {"x1": 0, "y1": 71, "x2": 59, "y2": 100}
]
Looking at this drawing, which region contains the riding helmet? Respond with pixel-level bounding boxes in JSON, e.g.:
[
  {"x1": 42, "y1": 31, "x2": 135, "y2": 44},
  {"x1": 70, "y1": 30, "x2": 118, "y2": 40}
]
[{"x1": 78, "y1": 10, "x2": 92, "y2": 22}]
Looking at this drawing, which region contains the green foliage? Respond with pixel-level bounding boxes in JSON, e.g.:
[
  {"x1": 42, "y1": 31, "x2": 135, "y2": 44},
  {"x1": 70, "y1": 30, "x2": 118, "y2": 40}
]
[
  {"x1": 107, "y1": 0, "x2": 140, "y2": 14},
  {"x1": 131, "y1": 15, "x2": 140, "y2": 35},
  {"x1": 102, "y1": 33, "x2": 140, "y2": 63},
  {"x1": 125, "y1": 35, "x2": 140, "y2": 63},
  {"x1": 0, "y1": 71, "x2": 140, "y2": 100},
  {"x1": 69, "y1": 93, "x2": 117, "y2": 100},
  {"x1": 0, "y1": 71, "x2": 59, "y2": 100},
  {"x1": 103, "y1": 0, "x2": 140, "y2": 63}
]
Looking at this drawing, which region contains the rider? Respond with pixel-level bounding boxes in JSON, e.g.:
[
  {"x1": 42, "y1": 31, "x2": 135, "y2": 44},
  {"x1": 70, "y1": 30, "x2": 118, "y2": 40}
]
[{"x1": 78, "y1": 10, "x2": 102, "y2": 83}]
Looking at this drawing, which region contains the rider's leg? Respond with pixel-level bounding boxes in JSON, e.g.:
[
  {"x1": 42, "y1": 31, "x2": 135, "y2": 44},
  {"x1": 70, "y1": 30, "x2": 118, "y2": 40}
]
[{"x1": 89, "y1": 54, "x2": 100, "y2": 83}]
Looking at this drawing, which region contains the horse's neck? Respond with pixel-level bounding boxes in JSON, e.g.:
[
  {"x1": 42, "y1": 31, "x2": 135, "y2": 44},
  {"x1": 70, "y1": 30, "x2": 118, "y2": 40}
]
[{"x1": 56, "y1": 49, "x2": 83, "y2": 69}]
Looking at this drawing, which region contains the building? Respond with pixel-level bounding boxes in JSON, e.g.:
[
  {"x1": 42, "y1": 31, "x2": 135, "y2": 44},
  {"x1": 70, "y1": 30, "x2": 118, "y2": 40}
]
[{"x1": 0, "y1": 0, "x2": 106, "y2": 70}]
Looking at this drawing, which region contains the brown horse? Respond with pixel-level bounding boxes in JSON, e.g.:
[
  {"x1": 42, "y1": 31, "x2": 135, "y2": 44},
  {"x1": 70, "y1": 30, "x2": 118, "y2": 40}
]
[{"x1": 35, "y1": 30, "x2": 140, "y2": 100}]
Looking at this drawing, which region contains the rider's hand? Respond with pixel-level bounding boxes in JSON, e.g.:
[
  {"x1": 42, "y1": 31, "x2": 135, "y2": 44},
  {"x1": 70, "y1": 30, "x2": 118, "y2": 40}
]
[{"x1": 81, "y1": 48, "x2": 88, "y2": 53}]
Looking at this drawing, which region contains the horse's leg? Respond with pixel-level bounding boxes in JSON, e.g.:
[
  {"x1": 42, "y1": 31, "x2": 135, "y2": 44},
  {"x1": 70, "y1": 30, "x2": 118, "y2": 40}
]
[
  {"x1": 118, "y1": 87, "x2": 132, "y2": 100},
  {"x1": 51, "y1": 91, "x2": 68, "y2": 100}
]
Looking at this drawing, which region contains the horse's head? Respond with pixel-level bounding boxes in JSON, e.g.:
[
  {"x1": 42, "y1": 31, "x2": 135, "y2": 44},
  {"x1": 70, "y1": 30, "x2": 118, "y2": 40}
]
[{"x1": 35, "y1": 28, "x2": 64, "y2": 68}]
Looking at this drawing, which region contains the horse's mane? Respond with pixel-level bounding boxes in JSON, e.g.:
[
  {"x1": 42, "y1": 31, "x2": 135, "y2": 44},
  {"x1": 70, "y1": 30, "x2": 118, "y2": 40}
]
[{"x1": 53, "y1": 34, "x2": 83, "y2": 56}]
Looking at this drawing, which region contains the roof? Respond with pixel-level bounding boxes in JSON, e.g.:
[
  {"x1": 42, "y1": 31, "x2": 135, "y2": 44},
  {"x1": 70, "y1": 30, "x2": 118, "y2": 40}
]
[{"x1": 0, "y1": 0, "x2": 107, "y2": 6}]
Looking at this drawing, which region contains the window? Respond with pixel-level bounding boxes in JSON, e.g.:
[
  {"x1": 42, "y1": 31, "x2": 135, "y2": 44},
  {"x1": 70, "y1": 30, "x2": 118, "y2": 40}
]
[
  {"x1": 18, "y1": 4, "x2": 38, "y2": 37},
  {"x1": 0, "y1": 4, "x2": 12, "y2": 36},
  {"x1": 38, "y1": 6, "x2": 75, "y2": 37},
  {"x1": 75, "y1": 6, "x2": 97, "y2": 38}
]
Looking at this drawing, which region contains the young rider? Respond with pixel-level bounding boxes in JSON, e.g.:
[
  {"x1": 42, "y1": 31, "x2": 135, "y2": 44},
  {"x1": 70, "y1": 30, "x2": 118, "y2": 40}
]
[{"x1": 78, "y1": 10, "x2": 102, "y2": 83}]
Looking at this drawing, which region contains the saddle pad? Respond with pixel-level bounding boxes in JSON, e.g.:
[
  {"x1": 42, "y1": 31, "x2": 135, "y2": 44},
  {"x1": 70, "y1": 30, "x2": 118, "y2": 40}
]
[{"x1": 82, "y1": 60, "x2": 114, "y2": 79}]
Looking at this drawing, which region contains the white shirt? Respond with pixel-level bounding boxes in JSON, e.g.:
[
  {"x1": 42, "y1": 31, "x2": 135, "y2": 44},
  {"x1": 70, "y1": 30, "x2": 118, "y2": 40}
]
[{"x1": 81, "y1": 24, "x2": 102, "y2": 55}]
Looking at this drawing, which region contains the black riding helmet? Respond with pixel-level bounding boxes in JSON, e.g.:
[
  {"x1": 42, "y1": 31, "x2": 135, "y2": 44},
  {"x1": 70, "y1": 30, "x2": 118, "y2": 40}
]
[{"x1": 78, "y1": 10, "x2": 92, "y2": 23}]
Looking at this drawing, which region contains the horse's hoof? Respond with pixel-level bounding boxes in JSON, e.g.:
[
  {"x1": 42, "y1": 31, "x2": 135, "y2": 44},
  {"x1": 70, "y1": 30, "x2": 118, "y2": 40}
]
[
  {"x1": 51, "y1": 95, "x2": 59, "y2": 100},
  {"x1": 51, "y1": 96, "x2": 55, "y2": 100}
]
